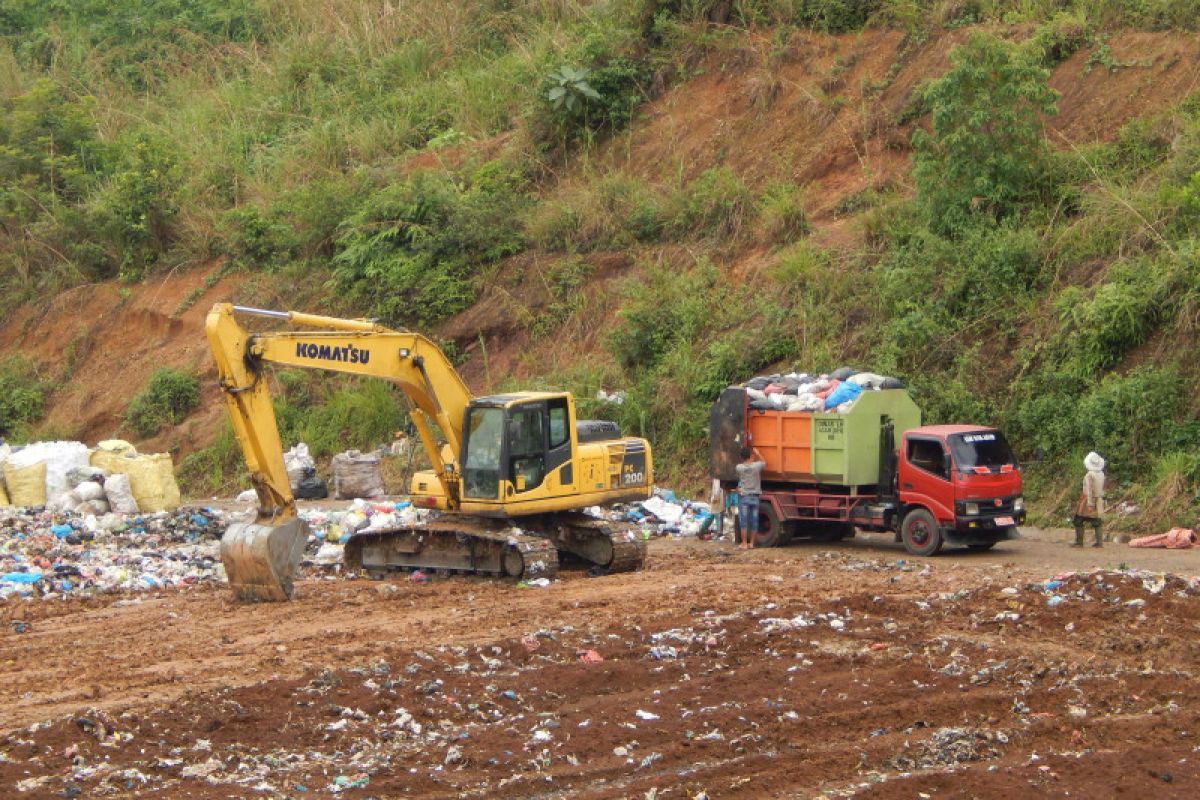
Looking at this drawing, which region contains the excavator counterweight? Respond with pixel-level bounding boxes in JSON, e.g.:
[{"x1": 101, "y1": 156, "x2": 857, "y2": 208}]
[{"x1": 205, "y1": 303, "x2": 653, "y2": 600}]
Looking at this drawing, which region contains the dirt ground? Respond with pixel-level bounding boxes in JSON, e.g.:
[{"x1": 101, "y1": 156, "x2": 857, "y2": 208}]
[{"x1": 2, "y1": 527, "x2": 1199, "y2": 799}]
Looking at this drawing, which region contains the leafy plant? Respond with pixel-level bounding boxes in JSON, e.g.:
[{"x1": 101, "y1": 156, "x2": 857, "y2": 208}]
[
  {"x1": 912, "y1": 33, "x2": 1059, "y2": 234},
  {"x1": 124, "y1": 367, "x2": 200, "y2": 438},
  {"x1": 547, "y1": 65, "x2": 602, "y2": 115}
]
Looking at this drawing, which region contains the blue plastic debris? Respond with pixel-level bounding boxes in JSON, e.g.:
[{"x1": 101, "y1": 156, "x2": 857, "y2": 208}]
[{"x1": 2, "y1": 571, "x2": 43, "y2": 584}]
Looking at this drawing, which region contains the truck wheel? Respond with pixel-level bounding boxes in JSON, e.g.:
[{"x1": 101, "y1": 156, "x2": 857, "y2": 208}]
[
  {"x1": 967, "y1": 542, "x2": 996, "y2": 552},
  {"x1": 734, "y1": 503, "x2": 785, "y2": 548},
  {"x1": 900, "y1": 508, "x2": 943, "y2": 556}
]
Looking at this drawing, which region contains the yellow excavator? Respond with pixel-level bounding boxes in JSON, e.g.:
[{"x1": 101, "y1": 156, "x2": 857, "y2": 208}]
[{"x1": 206, "y1": 303, "x2": 652, "y2": 601}]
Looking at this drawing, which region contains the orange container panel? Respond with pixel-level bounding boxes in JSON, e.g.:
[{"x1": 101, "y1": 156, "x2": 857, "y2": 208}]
[{"x1": 748, "y1": 412, "x2": 813, "y2": 480}]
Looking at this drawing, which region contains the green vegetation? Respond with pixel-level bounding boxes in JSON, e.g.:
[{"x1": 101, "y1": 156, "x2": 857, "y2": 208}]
[
  {"x1": 912, "y1": 33, "x2": 1059, "y2": 234},
  {"x1": 4, "y1": 2, "x2": 1200, "y2": 526},
  {"x1": 0, "y1": 355, "x2": 47, "y2": 442},
  {"x1": 271, "y1": 371, "x2": 407, "y2": 460},
  {"x1": 124, "y1": 367, "x2": 201, "y2": 438}
]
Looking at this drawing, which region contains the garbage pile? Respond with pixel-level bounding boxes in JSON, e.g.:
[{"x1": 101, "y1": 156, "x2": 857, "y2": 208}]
[
  {"x1": 587, "y1": 488, "x2": 716, "y2": 541},
  {"x1": 0, "y1": 505, "x2": 225, "y2": 600},
  {"x1": 297, "y1": 499, "x2": 429, "y2": 568},
  {"x1": 737, "y1": 366, "x2": 905, "y2": 413},
  {"x1": 0, "y1": 439, "x2": 181, "y2": 514}
]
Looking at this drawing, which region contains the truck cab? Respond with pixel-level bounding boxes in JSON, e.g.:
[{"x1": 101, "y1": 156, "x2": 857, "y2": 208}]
[{"x1": 896, "y1": 425, "x2": 1025, "y2": 554}]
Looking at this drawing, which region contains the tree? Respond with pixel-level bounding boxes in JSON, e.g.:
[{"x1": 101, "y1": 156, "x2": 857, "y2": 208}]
[{"x1": 913, "y1": 33, "x2": 1059, "y2": 234}]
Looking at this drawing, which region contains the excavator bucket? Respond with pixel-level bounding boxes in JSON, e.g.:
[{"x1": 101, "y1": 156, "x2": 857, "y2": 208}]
[{"x1": 219, "y1": 518, "x2": 310, "y2": 602}]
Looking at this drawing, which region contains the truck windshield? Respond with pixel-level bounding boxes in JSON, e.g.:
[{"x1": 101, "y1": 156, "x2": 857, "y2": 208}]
[
  {"x1": 949, "y1": 431, "x2": 1017, "y2": 472},
  {"x1": 463, "y1": 407, "x2": 504, "y2": 499}
]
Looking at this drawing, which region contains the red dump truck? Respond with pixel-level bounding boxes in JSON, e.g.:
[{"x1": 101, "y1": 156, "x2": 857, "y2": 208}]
[{"x1": 709, "y1": 386, "x2": 1024, "y2": 555}]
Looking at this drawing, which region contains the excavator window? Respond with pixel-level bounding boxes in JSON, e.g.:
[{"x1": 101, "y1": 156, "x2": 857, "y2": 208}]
[
  {"x1": 548, "y1": 401, "x2": 569, "y2": 448},
  {"x1": 463, "y1": 407, "x2": 504, "y2": 499},
  {"x1": 508, "y1": 405, "x2": 547, "y2": 493}
]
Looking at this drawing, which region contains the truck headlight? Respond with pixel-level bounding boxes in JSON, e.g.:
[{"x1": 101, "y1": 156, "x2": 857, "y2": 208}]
[
  {"x1": 964, "y1": 502, "x2": 980, "y2": 516},
  {"x1": 1013, "y1": 497, "x2": 1024, "y2": 512}
]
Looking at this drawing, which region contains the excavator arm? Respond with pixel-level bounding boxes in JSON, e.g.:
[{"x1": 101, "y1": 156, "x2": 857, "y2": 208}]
[{"x1": 205, "y1": 303, "x2": 475, "y2": 600}]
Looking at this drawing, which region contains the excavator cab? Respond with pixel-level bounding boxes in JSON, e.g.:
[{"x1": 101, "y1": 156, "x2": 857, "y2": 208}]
[{"x1": 456, "y1": 395, "x2": 573, "y2": 502}]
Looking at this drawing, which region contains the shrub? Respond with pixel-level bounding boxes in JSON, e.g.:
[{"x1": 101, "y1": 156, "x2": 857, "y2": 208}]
[
  {"x1": 912, "y1": 33, "x2": 1059, "y2": 234},
  {"x1": 332, "y1": 165, "x2": 528, "y2": 327},
  {"x1": 176, "y1": 422, "x2": 246, "y2": 497},
  {"x1": 526, "y1": 172, "x2": 665, "y2": 252},
  {"x1": 794, "y1": 0, "x2": 883, "y2": 33},
  {"x1": 533, "y1": 24, "x2": 651, "y2": 146},
  {"x1": 124, "y1": 367, "x2": 200, "y2": 438},
  {"x1": 1023, "y1": 12, "x2": 1090, "y2": 66},
  {"x1": 1075, "y1": 365, "x2": 1184, "y2": 476},
  {"x1": 531, "y1": 257, "x2": 593, "y2": 337},
  {"x1": 1051, "y1": 254, "x2": 1186, "y2": 378},
  {"x1": 607, "y1": 259, "x2": 718, "y2": 370},
  {"x1": 0, "y1": 355, "x2": 47, "y2": 441},
  {"x1": 218, "y1": 205, "x2": 298, "y2": 269},
  {"x1": 89, "y1": 131, "x2": 181, "y2": 281}
]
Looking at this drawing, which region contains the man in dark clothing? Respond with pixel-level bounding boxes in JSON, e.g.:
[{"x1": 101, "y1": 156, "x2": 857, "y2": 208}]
[{"x1": 736, "y1": 446, "x2": 766, "y2": 549}]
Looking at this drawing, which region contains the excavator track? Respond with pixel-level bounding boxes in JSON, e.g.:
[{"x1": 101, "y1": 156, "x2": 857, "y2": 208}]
[
  {"x1": 339, "y1": 512, "x2": 645, "y2": 581},
  {"x1": 343, "y1": 517, "x2": 559, "y2": 580},
  {"x1": 530, "y1": 513, "x2": 648, "y2": 574}
]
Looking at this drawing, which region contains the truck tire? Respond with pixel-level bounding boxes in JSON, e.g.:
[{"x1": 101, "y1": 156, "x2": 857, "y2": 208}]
[
  {"x1": 900, "y1": 508, "x2": 943, "y2": 556},
  {"x1": 734, "y1": 502, "x2": 786, "y2": 548}
]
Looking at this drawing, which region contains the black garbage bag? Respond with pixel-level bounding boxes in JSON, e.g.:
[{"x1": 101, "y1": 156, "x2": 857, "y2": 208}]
[
  {"x1": 830, "y1": 366, "x2": 859, "y2": 381},
  {"x1": 295, "y1": 466, "x2": 329, "y2": 500}
]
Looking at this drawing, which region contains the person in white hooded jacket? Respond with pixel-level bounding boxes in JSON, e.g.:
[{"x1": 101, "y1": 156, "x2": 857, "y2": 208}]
[{"x1": 1072, "y1": 451, "x2": 1106, "y2": 547}]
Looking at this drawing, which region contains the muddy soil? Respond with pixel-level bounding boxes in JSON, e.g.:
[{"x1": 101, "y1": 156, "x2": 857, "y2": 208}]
[{"x1": 2, "y1": 533, "x2": 1198, "y2": 799}]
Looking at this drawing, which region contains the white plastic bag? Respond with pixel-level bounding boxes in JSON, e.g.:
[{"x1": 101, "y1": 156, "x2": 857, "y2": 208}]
[
  {"x1": 73, "y1": 481, "x2": 106, "y2": 503},
  {"x1": 103, "y1": 473, "x2": 139, "y2": 514},
  {"x1": 284, "y1": 443, "x2": 316, "y2": 490}
]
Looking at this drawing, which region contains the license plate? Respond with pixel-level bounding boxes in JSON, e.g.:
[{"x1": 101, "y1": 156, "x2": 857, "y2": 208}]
[{"x1": 995, "y1": 516, "x2": 1014, "y2": 526}]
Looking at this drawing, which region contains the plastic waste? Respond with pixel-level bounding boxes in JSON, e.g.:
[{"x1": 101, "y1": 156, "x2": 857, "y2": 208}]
[
  {"x1": 331, "y1": 450, "x2": 385, "y2": 499},
  {"x1": 283, "y1": 443, "x2": 316, "y2": 489},
  {"x1": 823, "y1": 381, "x2": 863, "y2": 410},
  {"x1": 9, "y1": 441, "x2": 89, "y2": 507},
  {"x1": 4, "y1": 460, "x2": 47, "y2": 507},
  {"x1": 295, "y1": 467, "x2": 329, "y2": 500},
  {"x1": 103, "y1": 473, "x2": 139, "y2": 514},
  {"x1": 2, "y1": 571, "x2": 43, "y2": 583}
]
